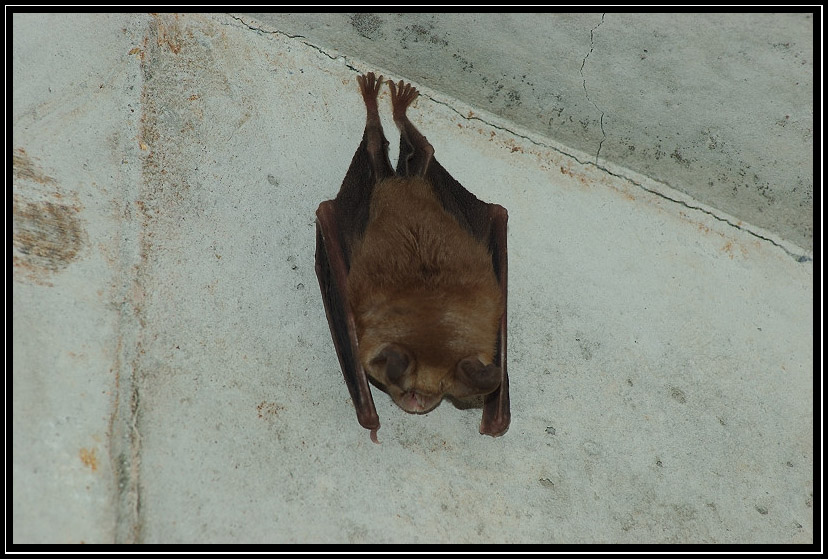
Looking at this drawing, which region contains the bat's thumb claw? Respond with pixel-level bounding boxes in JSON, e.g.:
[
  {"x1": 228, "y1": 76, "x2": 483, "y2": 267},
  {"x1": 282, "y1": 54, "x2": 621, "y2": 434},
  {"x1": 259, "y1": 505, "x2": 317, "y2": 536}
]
[{"x1": 370, "y1": 428, "x2": 381, "y2": 444}]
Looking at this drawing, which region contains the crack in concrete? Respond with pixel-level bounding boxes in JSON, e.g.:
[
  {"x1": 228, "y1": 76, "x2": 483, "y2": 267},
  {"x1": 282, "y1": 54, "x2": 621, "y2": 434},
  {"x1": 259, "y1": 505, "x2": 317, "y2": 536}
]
[
  {"x1": 225, "y1": 13, "x2": 809, "y2": 264},
  {"x1": 580, "y1": 13, "x2": 606, "y2": 165},
  {"x1": 597, "y1": 167, "x2": 812, "y2": 263},
  {"x1": 227, "y1": 14, "x2": 361, "y2": 72}
]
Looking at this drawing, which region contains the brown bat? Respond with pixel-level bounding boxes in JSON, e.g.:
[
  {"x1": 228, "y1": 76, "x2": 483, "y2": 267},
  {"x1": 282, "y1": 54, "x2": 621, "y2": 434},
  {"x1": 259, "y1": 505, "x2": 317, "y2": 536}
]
[{"x1": 315, "y1": 73, "x2": 509, "y2": 441}]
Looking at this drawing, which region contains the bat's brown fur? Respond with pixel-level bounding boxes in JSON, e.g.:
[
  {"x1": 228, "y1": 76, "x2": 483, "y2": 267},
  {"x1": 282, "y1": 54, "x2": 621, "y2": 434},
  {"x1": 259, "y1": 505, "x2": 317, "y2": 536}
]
[{"x1": 346, "y1": 175, "x2": 504, "y2": 413}]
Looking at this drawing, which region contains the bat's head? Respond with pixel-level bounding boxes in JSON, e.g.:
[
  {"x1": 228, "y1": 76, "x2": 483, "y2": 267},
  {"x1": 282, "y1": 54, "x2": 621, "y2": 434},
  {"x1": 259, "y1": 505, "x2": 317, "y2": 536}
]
[{"x1": 362, "y1": 339, "x2": 502, "y2": 414}]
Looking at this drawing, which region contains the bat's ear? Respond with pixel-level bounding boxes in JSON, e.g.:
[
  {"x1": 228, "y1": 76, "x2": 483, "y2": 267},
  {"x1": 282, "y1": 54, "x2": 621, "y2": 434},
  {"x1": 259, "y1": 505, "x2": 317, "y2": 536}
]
[
  {"x1": 454, "y1": 358, "x2": 502, "y2": 398},
  {"x1": 369, "y1": 343, "x2": 414, "y2": 387}
]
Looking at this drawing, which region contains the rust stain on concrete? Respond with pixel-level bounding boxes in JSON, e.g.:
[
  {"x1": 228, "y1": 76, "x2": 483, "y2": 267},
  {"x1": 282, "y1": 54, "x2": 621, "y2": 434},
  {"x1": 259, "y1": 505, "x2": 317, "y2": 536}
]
[
  {"x1": 13, "y1": 149, "x2": 87, "y2": 285},
  {"x1": 79, "y1": 447, "x2": 99, "y2": 472}
]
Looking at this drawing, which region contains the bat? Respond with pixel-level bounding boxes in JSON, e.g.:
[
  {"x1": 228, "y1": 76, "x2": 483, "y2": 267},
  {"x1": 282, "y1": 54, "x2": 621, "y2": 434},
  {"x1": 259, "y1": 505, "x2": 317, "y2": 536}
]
[{"x1": 315, "y1": 72, "x2": 509, "y2": 442}]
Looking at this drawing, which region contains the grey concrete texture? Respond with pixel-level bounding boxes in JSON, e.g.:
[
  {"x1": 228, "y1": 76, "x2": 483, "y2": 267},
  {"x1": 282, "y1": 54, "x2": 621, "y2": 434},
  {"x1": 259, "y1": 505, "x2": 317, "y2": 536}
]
[
  {"x1": 12, "y1": 13, "x2": 813, "y2": 544},
  {"x1": 246, "y1": 12, "x2": 815, "y2": 253}
]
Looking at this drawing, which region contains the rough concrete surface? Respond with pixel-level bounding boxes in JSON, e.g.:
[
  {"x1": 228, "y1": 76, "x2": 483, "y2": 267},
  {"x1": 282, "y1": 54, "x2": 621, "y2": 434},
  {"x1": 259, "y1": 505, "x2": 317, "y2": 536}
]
[
  {"x1": 245, "y1": 12, "x2": 815, "y2": 253},
  {"x1": 12, "y1": 13, "x2": 814, "y2": 544}
]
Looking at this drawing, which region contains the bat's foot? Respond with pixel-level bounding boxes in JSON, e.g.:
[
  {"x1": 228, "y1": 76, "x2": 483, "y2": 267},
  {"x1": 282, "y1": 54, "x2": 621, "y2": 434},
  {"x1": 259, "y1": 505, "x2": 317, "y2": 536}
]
[
  {"x1": 389, "y1": 78, "x2": 433, "y2": 177},
  {"x1": 389, "y1": 79, "x2": 420, "y2": 122},
  {"x1": 357, "y1": 72, "x2": 383, "y2": 113}
]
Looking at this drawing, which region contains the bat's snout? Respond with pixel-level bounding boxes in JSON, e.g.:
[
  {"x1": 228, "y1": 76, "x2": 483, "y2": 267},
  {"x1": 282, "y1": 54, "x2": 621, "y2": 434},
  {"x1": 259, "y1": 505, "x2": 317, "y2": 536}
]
[{"x1": 395, "y1": 389, "x2": 443, "y2": 414}]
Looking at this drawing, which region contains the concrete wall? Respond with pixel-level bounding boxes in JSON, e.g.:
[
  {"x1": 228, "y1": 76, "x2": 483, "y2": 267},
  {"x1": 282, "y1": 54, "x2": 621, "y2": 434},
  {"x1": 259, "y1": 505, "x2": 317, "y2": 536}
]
[
  {"x1": 12, "y1": 13, "x2": 813, "y2": 544},
  {"x1": 245, "y1": 12, "x2": 814, "y2": 253}
]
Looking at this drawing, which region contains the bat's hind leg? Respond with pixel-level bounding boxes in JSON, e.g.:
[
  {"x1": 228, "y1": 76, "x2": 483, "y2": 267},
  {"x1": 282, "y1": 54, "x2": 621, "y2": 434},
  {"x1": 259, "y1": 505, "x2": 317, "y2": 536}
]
[
  {"x1": 389, "y1": 79, "x2": 434, "y2": 178},
  {"x1": 333, "y1": 73, "x2": 394, "y2": 246},
  {"x1": 357, "y1": 73, "x2": 394, "y2": 183}
]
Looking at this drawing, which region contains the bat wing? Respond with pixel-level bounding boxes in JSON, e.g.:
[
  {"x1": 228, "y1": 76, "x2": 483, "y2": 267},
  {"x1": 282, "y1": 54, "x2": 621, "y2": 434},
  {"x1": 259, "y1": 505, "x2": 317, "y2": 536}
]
[
  {"x1": 481, "y1": 203, "x2": 510, "y2": 436},
  {"x1": 423, "y1": 162, "x2": 510, "y2": 437},
  {"x1": 314, "y1": 73, "x2": 393, "y2": 434},
  {"x1": 315, "y1": 201, "x2": 379, "y2": 432}
]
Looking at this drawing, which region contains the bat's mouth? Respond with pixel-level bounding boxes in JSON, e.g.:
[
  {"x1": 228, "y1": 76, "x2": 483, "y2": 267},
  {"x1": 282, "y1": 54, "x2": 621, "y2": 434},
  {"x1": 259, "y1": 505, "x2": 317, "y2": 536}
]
[{"x1": 396, "y1": 390, "x2": 442, "y2": 413}]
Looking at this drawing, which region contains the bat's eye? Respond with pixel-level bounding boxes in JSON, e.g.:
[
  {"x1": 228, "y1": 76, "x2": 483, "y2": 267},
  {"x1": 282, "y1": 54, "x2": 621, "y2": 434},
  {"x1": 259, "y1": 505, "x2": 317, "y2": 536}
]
[
  {"x1": 370, "y1": 344, "x2": 412, "y2": 386},
  {"x1": 455, "y1": 358, "x2": 501, "y2": 396}
]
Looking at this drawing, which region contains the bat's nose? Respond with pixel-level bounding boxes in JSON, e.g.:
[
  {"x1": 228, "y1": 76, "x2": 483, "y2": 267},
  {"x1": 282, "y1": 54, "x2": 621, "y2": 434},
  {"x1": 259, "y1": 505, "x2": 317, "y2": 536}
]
[{"x1": 396, "y1": 390, "x2": 441, "y2": 413}]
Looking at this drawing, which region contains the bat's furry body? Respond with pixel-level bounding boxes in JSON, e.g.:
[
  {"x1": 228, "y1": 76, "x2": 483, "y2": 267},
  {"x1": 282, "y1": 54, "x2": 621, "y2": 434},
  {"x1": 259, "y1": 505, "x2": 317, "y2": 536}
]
[{"x1": 347, "y1": 175, "x2": 503, "y2": 412}]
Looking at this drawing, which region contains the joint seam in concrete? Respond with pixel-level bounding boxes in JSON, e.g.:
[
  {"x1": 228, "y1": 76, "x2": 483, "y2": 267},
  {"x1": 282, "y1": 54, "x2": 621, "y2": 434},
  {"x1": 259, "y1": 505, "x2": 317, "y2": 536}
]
[
  {"x1": 225, "y1": 14, "x2": 810, "y2": 264},
  {"x1": 107, "y1": 219, "x2": 145, "y2": 545}
]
